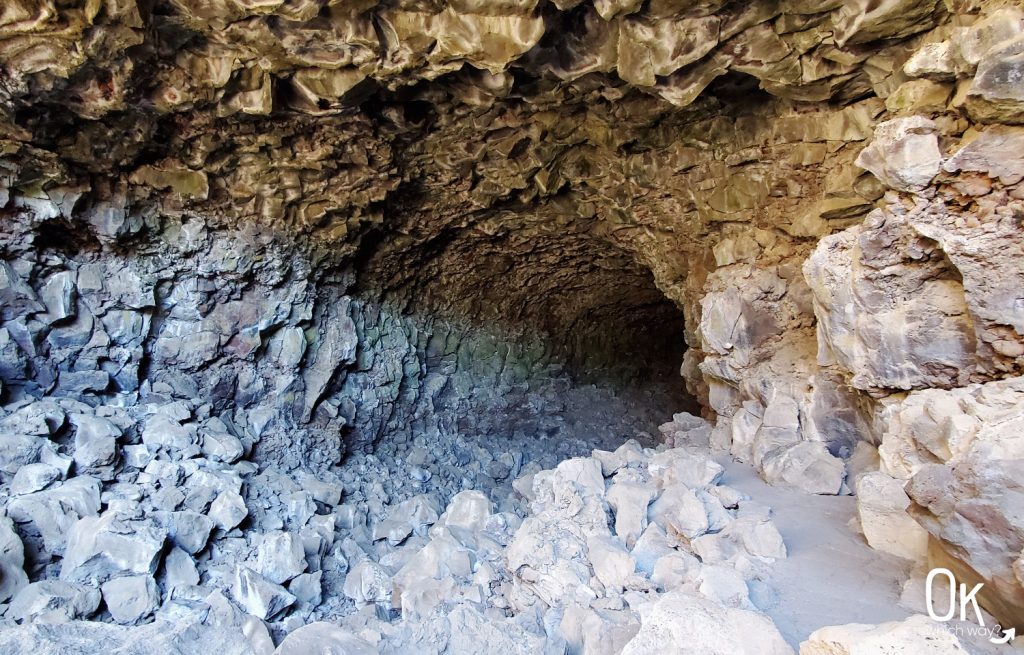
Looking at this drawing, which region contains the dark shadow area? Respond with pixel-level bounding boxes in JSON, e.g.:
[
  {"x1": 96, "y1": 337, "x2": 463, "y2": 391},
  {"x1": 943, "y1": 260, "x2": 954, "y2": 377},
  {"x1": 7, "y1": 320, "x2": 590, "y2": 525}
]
[{"x1": 349, "y1": 199, "x2": 696, "y2": 412}]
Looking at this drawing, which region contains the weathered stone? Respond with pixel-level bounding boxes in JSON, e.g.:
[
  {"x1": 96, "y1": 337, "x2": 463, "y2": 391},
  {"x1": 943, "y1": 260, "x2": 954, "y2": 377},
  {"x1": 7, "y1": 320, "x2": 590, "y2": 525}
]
[
  {"x1": 61, "y1": 512, "x2": 166, "y2": 584},
  {"x1": 943, "y1": 125, "x2": 1024, "y2": 185},
  {"x1": 39, "y1": 272, "x2": 77, "y2": 324},
  {"x1": 254, "y1": 531, "x2": 307, "y2": 585},
  {"x1": 560, "y1": 605, "x2": 641, "y2": 655},
  {"x1": 70, "y1": 414, "x2": 120, "y2": 474},
  {"x1": 607, "y1": 481, "x2": 656, "y2": 549},
  {"x1": 0, "y1": 515, "x2": 27, "y2": 602},
  {"x1": 231, "y1": 566, "x2": 296, "y2": 621},
  {"x1": 804, "y1": 213, "x2": 978, "y2": 393},
  {"x1": 342, "y1": 560, "x2": 391, "y2": 605},
  {"x1": 761, "y1": 442, "x2": 845, "y2": 496},
  {"x1": 7, "y1": 477, "x2": 102, "y2": 555},
  {"x1": 0, "y1": 615, "x2": 267, "y2": 654},
  {"x1": 586, "y1": 533, "x2": 639, "y2": 593},
  {"x1": 854, "y1": 117, "x2": 941, "y2": 192},
  {"x1": 966, "y1": 35, "x2": 1024, "y2": 124},
  {"x1": 854, "y1": 471, "x2": 928, "y2": 561},
  {"x1": 163, "y1": 546, "x2": 200, "y2": 588},
  {"x1": 141, "y1": 414, "x2": 199, "y2": 459},
  {"x1": 9, "y1": 462, "x2": 62, "y2": 495},
  {"x1": 0, "y1": 433, "x2": 48, "y2": 475},
  {"x1": 101, "y1": 575, "x2": 161, "y2": 624},
  {"x1": 9, "y1": 580, "x2": 101, "y2": 622},
  {"x1": 621, "y1": 591, "x2": 794, "y2": 654},
  {"x1": 209, "y1": 490, "x2": 248, "y2": 532},
  {"x1": 799, "y1": 614, "x2": 968, "y2": 654},
  {"x1": 152, "y1": 511, "x2": 214, "y2": 555},
  {"x1": 649, "y1": 484, "x2": 710, "y2": 539},
  {"x1": 274, "y1": 622, "x2": 377, "y2": 655}
]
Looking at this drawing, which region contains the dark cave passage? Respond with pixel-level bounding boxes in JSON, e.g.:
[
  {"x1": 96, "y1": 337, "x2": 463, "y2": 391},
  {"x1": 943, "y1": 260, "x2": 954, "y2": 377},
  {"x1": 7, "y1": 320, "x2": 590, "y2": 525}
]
[
  {"x1": 335, "y1": 199, "x2": 697, "y2": 463},
  {"x1": 350, "y1": 197, "x2": 694, "y2": 402}
]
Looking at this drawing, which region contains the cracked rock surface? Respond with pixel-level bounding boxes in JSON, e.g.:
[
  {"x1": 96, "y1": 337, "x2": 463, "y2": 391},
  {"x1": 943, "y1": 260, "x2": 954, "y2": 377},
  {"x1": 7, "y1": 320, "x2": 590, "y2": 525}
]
[{"x1": 0, "y1": 0, "x2": 1023, "y2": 652}]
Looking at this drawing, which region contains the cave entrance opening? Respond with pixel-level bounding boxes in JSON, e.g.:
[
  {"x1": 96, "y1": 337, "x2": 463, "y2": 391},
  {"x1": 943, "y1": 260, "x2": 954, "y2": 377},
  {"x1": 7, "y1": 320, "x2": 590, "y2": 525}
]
[{"x1": 342, "y1": 201, "x2": 698, "y2": 476}]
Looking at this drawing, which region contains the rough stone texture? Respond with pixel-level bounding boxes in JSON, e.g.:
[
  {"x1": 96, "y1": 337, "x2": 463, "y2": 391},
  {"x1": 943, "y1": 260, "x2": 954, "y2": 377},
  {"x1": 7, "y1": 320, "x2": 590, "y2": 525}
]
[
  {"x1": 854, "y1": 471, "x2": 928, "y2": 562},
  {"x1": 273, "y1": 622, "x2": 377, "y2": 655},
  {"x1": 0, "y1": 0, "x2": 1022, "y2": 651},
  {"x1": 868, "y1": 376, "x2": 1024, "y2": 630},
  {"x1": 799, "y1": 614, "x2": 969, "y2": 654},
  {"x1": 622, "y1": 590, "x2": 793, "y2": 655}
]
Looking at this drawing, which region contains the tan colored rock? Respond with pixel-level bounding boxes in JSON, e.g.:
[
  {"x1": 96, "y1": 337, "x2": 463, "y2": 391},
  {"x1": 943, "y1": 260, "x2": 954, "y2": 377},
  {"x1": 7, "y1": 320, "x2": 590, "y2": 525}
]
[
  {"x1": 883, "y1": 79, "x2": 952, "y2": 114},
  {"x1": 804, "y1": 209, "x2": 979, "y2": 394},
  {"x1": 854, "y1": 471, "x2": 928, "y2": 561},
  {"x1": 617, "y1": 16, "x2": 721, "y2": 87},
  {"x1": 967, "y1": 35, "x2": 1024, "y2": 124},
  {"x1": 944, "y1": 125, "x2": 1024, "y2": 185},
  {"x1": 871, "y1": 377, "x2": 1024, "y2": 629},
  {"x1": 832, "y1": 0, "x2": 938, "y2": 47},
  {"x1": 954, "y1": 8, "x2": 1024, "y2": 71},
  {"x1": 854, "y1": 116, "x2": 941, "y2": 192},
  {"x1": 800, "y1": 614, "x2": 968, "y2": 654}
]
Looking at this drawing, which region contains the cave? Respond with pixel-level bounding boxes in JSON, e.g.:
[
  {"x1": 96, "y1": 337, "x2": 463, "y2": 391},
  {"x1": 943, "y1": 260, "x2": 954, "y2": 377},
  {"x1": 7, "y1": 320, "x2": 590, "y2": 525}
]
[{"x1": 0, "y1": 1, "x2": 1023, "y2": 653}]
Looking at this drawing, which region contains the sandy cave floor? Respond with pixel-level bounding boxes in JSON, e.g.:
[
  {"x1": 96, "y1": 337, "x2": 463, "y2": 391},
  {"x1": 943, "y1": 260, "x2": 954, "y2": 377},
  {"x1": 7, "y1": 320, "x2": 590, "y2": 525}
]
[{"x1": 718, "y1": 458, "x2": 1015, "y2": 653}]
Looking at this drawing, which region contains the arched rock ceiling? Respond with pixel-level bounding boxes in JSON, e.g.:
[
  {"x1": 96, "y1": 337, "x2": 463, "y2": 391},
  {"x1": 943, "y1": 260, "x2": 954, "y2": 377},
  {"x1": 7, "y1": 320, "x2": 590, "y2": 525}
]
[
  {"x1": 0, "y1": 0, "x2": 948, "y2": 118},
  {"x1": 0, "y1": 0, "x2": 1001, "y2": 361}
]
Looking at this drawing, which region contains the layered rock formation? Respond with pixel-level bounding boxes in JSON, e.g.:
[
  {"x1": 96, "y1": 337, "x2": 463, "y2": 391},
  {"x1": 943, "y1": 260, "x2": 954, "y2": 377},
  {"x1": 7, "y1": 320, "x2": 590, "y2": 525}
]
[{"x1": 1, "y1": 0, "x2": 1024, "y2": 651}]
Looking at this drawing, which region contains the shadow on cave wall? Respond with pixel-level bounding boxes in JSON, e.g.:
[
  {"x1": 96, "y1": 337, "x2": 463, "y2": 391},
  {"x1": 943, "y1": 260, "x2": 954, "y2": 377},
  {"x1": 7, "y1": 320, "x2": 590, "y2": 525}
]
[{"x1": 336, "y1": 193, "x2": 698, "y2": 454}]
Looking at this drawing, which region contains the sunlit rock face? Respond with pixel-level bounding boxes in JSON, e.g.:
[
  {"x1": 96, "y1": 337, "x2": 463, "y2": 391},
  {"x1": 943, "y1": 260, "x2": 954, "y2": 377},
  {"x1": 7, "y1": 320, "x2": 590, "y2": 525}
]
[{"x1": 1, "y1": 0, "x2": 1024, "y2": 644}]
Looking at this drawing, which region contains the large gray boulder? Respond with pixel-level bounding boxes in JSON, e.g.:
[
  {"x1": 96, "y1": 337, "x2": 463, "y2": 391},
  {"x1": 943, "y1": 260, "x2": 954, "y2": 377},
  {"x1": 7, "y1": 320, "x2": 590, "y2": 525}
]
[{"x1": 60, "y1": 512, "x2": 166, "y2": 584}]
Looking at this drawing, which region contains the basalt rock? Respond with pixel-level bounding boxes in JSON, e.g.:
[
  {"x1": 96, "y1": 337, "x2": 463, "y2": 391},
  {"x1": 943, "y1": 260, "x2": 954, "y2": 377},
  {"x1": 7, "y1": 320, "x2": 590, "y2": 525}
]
[{"x1": 0, "y1": 0, "x2": 1022, "y2": 651}]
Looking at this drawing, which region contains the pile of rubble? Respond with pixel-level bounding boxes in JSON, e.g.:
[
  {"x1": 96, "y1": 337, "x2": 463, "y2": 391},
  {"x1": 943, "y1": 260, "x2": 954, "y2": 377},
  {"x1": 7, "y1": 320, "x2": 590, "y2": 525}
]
[{"x1": 0, "y1": 397, "x2": 972, "y2": 653}]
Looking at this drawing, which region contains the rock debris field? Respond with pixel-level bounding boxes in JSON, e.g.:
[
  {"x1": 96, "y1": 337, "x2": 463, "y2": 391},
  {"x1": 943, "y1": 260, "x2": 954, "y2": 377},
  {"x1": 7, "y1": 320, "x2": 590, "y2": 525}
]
[
  {"x1": 2, "y1": 0, "x2": 1024, "y2": 653},
  {"x1": 0, "y1": 399, "x2": 998, "y2": 654}
]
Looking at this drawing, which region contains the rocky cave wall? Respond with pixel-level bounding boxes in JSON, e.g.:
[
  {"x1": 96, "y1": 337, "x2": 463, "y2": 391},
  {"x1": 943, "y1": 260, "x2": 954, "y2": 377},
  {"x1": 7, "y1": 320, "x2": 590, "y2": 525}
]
[{"x1": 1, "y1": 0, "x2": 1024, "y2": 635}]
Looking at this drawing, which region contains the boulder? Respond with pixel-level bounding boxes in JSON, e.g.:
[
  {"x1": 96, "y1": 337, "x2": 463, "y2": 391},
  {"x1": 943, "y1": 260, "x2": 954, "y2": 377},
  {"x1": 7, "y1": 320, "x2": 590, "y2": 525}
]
[
  {"x1": 761, "y1": 442, "x2": 845, "y2": 496},
  {"x1": 648, "y1": 449, "x2": 724, "y2": 488},
  {"x1": 606, "y1": 480, "x2": 656, "y2": 549},
  {"x1": 0, "y1": 516, "x2": 27, "y2": 602},
  {"x1": 621, "y1": 591, "x2": 794, "y2": 655},
  {"x1": 0, "y1": 433, "x2": 48, "y2": 474},
  {"x1": 799, "y1": 614, "x2": 968, "y2": 654},
  {"x1": 586, "y1": 534, "x2": 640, "y2": 593},
  {"x1": 60, "y1": 512, "x2": 166, "y2": 584},
  {"x1": 273, "y1": 622, "x2": 378, "y2": 655},
  {"x1": 854, "y1": 471, "x2": 928, "y2": 561},
  {"x1": 152, "y1": 511, "x2": 214, "y2": 555},
  {"x1": 592, "y1": 439, "x2": 649, "y2": 477},
  {"x1": 10, "y1": 462, "x2": 62, "y2": 496},
  {"x1": 560, "y1": 605, "x2": 641, "y2": 655},
  {"x1": 0, "y1": 615, "x2": 267, "y2": 654},
  {"x1": 8, "y1": 580, "x2": 101, "y2": 622},
  {"x1": 70, "y1": 414, "x2": 120, "y2": 474},
  {"x1": 967, "y1": 35, "x2": 1024, "y2": 124},
  {"x1": 163, "y1": 546, "x2": 200, "y2": 588},
  {"x1": 101, "y1": 575, "x2": 160, "y2": 624},
  {"x1": 649, "y1": 484, "x2": 710, "y2": 539},
  {"x1": 141, "y1": 413, "x2": 199, "y2": 459},
  {"x1": 854, "y1": 116, "x2": 941, "y2": 192},
  {"x1": 254, "y1": 531, "x2": 307, "y2": 584},
  {"x1": 230, "y1": 566, "x2": 296, "y2": 621},
  {"x1": 342, "y1": 560, "x2": 391, "y2": 605},
  {"x1": 631, "y1": 523, "x2": 677, "y2": 576},
  {"x1": 7, "y1": 477, "x2": 102, "y2": 555},
  {"x1": 209, "y1": 490, "x2": 248, "y2": 531}
]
